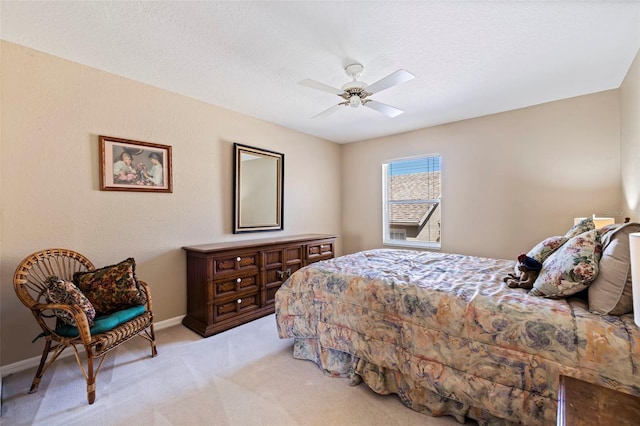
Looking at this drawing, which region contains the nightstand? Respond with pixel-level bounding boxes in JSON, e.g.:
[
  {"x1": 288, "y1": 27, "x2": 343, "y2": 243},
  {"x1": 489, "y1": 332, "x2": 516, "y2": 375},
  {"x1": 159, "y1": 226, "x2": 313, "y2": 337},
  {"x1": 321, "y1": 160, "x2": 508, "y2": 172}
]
[{"x1": 557, "y1": 375, "x2": 640, "y2": 425}]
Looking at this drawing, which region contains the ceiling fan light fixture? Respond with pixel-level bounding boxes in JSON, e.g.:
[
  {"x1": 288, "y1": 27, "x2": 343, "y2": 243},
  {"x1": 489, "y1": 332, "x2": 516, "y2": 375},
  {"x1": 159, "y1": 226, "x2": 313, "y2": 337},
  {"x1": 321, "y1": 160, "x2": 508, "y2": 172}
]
[{"x1": 299, "y1": 63, "x2": 414, "y2": 118}]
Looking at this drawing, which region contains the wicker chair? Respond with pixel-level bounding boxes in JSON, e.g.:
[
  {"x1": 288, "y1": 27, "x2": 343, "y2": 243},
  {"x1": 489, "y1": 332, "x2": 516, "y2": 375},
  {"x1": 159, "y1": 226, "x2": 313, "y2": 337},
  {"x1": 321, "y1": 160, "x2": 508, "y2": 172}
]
[{"x1": 13, "y1": 248, "x2": 157, "y2": 404}]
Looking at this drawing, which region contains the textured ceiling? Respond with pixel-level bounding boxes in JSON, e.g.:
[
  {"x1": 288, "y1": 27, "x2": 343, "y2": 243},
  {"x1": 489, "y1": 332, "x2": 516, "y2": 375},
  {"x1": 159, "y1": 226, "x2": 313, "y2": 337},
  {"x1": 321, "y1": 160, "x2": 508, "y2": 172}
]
[{"x1": 2, "y1": 1, "x2": 639, "y2": 144}]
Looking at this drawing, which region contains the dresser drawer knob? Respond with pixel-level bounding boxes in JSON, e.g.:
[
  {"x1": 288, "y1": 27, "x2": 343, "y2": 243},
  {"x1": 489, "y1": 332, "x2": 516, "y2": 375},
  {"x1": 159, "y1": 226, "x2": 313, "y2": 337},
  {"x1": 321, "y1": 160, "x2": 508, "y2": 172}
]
[
  {"x1": 236, "y1": 278, "x2": 242, "y2": 283},
  {"x1": 237, "y1": 299, "x2": 242, "y2": 304},
  {"x1": 236, "y1": 257, "x2": 241, "y2": 262}
]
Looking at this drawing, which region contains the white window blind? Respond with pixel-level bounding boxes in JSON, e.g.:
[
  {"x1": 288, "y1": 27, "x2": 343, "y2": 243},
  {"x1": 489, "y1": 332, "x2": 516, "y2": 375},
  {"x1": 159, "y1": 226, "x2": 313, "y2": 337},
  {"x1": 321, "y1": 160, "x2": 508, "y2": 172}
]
[{"x1": 382, "y1": 155, "x2": 441, "y2": 249}]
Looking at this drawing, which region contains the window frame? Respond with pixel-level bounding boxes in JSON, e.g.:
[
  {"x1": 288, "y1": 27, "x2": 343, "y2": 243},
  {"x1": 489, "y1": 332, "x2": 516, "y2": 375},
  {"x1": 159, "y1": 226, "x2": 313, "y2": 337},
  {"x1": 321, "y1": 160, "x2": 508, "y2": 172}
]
[{"x1": 382, "y1": 155, "x2": 442, "y2": 250}]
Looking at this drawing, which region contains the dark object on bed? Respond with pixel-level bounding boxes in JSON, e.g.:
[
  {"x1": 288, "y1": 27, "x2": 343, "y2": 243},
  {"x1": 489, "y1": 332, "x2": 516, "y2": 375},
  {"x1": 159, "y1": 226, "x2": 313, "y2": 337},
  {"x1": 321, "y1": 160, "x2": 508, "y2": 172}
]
[{"x1": 503, "y1": 254, "x2": 541, "y2": 289}]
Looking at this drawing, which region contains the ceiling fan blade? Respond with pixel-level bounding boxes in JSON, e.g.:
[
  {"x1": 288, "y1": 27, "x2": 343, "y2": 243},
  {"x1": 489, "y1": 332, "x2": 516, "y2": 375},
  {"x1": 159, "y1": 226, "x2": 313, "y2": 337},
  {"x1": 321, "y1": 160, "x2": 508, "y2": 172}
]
[
  {"x1": 366, "y1": 69, "x2": 415, "y2": 94},
  {"x1": 298, "y1": 79, "x2": 344, "y2": 95},
  {"x1": 364, "y1": 100, "x2": 404, "y2": 118},
  {"x1": 312, "y1": 103, "x2": 344, "y2": 119}
]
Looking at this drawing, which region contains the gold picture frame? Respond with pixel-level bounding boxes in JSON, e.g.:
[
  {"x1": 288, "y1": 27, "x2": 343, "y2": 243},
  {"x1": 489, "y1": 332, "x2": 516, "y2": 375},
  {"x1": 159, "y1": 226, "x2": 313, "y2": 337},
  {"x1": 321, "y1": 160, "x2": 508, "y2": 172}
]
[{"x1": 99, "y1": 135, "x2": 173, "y2": 192}]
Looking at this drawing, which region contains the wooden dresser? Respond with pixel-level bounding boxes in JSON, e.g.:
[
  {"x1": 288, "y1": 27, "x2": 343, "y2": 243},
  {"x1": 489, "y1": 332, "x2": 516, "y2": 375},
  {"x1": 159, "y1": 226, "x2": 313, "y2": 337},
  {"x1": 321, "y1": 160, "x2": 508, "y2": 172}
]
[{"x1": 182, "y1": 234, "x2": 337, "y2": 337}]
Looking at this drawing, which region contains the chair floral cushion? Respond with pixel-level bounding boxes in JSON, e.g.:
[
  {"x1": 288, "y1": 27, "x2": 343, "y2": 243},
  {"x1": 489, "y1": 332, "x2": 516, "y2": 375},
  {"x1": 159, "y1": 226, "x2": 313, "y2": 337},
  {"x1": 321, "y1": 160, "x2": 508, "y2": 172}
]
[
  {"x1": 74, "y1": 258, "x2": 147, "y2": 314},
  {"x1": 45, "y1": 276, "x2": 96, "y2": 327},
  {"x1": 530, "y1": 229, "x2": 602, "y2": 298}
]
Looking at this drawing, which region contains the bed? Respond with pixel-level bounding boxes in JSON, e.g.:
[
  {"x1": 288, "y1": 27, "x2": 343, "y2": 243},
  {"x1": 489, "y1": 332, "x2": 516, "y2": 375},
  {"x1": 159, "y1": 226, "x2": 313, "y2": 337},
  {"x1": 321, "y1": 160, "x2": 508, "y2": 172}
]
[{"x1": 274, "y1": 222, "x2": 640, "y2": 425}]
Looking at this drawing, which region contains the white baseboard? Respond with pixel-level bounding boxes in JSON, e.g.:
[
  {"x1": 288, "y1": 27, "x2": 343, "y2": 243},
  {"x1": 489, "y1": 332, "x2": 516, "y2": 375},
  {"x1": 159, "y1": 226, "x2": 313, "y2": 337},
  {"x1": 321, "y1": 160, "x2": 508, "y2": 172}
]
[
  {"x1": 153, "y1": 315, "x2": 185, "y2": 330},
  {"x1": 0, "y1": 315, "x2": 186, "y2": 378}
]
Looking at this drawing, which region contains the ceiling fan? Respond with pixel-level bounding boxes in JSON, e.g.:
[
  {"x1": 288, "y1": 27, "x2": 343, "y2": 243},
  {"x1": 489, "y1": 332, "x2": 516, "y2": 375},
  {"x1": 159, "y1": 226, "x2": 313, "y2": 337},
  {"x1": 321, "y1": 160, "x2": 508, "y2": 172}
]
[{"x1": 298, "y1": 63, "x2": 415, "y2": 119}]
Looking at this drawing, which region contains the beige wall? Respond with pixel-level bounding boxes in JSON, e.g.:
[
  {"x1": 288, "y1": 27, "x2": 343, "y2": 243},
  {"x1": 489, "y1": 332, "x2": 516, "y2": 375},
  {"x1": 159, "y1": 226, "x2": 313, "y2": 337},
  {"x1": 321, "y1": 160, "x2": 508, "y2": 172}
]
[
  {"x1": 621, "y1": 49, "x2": 640, "y2": 218},
  {"x1": 341, "y1": 90, "x2": 622, "y2": 260},
  {"x1": 0, "y1": 42, "x2": 342, "y2": 365}
]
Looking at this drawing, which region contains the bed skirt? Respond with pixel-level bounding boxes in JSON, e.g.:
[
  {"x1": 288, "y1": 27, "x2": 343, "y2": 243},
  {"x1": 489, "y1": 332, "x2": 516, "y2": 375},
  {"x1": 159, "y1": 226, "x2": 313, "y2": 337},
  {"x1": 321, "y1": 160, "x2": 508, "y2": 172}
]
[{"x1": 292, "y1": 337, "x2": 524, "y2": 426}]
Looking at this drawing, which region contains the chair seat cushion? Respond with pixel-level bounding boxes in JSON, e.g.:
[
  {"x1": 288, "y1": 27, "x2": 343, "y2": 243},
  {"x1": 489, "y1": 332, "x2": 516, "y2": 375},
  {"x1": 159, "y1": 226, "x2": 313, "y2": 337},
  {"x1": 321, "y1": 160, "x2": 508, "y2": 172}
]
[{"x1": 55, "y1": 305, "x2": 146, "y2": 337}]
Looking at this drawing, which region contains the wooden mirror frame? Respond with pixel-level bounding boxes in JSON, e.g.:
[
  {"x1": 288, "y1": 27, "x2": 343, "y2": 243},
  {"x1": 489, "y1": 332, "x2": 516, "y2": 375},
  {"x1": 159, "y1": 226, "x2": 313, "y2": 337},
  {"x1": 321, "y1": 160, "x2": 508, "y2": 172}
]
[{"x1": 233, "y1": 143, "x2": 284, "y2": 233}]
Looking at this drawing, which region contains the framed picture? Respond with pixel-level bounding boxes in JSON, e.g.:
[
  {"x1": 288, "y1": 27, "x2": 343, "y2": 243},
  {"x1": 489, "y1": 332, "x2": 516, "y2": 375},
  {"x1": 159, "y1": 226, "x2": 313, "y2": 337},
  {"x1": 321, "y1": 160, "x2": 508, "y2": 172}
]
[{"x1": 99, "y1": 136, "x2": 173, "y2": 192}]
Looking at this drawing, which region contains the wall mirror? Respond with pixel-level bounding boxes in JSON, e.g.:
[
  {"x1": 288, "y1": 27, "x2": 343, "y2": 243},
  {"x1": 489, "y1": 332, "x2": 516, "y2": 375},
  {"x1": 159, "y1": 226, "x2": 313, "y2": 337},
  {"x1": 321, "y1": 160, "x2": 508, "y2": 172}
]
[{"x1": 233, "y1": 143, "x2": 284, "y2": 233}]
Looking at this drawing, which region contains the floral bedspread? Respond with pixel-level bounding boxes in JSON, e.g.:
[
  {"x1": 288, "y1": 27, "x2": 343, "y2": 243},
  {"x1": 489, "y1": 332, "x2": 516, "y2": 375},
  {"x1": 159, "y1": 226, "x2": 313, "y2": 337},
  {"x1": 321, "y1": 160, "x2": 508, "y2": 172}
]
[{"x1": 275, "y1": 249, "x2": 640, "y2": 425}]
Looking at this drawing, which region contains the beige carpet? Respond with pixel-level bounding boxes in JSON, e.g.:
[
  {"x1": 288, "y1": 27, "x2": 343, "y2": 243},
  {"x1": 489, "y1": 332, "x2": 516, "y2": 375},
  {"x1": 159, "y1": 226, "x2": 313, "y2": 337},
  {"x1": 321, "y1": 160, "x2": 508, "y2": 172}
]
[{"x1": 1, "y1": 315, "x2": 467, "y2": 426}]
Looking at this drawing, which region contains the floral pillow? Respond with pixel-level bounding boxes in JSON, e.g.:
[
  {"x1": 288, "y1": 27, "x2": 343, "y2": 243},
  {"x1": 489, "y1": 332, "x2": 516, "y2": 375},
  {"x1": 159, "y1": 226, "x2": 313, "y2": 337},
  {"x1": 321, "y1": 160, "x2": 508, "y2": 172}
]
[
  {"x1": 514, "y1": 219, "x2": 595, "y2": 275},
  {"x1": 564, "y1": 217, "x2": 595, "y2": 239},
  {"x1": 74, "y1": 258, "x2": 147, "y2": 314},
  {"x1": 529, "y1": 229, "x2": 602, "y2": 298},
  {"x1": 45, "y1": 276, "x2": 96, "y2": 327},
  {"x1": 526, "y1": 235, "x2": 568, "y2": 264},
  {"x1": 511, "y1": 235, "x2": 568, "y2": 276}
]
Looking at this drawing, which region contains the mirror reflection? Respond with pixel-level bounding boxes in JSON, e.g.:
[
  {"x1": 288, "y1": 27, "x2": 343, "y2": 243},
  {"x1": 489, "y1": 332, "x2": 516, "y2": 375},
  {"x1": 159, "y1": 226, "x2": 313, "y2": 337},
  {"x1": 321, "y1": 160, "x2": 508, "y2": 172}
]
[{"x1": 233, "y1": 143, "x2": 284, "y2": 233}]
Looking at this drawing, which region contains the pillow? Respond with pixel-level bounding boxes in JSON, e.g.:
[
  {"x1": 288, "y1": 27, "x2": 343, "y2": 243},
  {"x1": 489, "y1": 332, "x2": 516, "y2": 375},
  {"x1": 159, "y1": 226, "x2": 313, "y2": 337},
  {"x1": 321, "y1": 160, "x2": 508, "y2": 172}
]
[
  {"x1": 513, "y1": 219, "x2": 595, "y2": 275},
  {"x1": 599, "y1": 222, "x2": 620, "y2": 235},
  {"x1": 512, "y1": 235, "x2": 568, "y2": 276},
  {"x1": 529, "y1": 229, "x2": 602, "y2": 298},
  {"x1": 56, "y1": 305, "x2": 147, "y2": 338},
  {"x1": 588, "y1": 222, "x2": 640, "y2": 315},
  {"x1": 45, "y1": 276, "x2": 96, "y2": 327},
  {"x1": 564, "y1": 217, "x2": 595, "y2": 239},
  {"x1": 74, "y1": 258, "x2": 147, "y2": 314},
  {"x1": 526, "y1": 235, "x2": 568, "y2": 264}
]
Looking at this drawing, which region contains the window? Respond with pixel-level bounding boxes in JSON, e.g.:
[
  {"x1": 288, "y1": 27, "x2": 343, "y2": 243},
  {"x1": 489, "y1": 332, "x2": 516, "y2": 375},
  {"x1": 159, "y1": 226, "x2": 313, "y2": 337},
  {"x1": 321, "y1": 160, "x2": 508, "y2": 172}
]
[{"x1": 382, "y1": 155, "x2": 441, "y2": 249}]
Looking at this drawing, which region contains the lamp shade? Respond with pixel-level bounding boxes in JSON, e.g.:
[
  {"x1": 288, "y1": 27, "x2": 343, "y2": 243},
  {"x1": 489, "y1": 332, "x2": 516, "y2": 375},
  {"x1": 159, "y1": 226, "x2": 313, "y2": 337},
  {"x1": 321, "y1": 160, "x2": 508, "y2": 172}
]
[
  {"x1": 574, "y1": 215, "x2": 615, "y2": 229},
  {"x1": 628, "y1": 232, "x2": 640, "y2": 327}
]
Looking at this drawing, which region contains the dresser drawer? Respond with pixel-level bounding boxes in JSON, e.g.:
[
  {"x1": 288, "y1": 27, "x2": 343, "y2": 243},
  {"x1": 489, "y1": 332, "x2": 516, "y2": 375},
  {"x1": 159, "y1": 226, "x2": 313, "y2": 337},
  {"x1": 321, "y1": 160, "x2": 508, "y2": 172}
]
[
  {"x1": 213, "y1": 253, "x2": 259, "y2": 276},
  {"x1": 212, "y1": 293, "x2": 259, "y2": 322},
  {"x1": 306, "y1": 240, "x2": 334, "y2": 263},
  {"x1": 212, "y1": 274, "x2": 258, "y2": 299},
  {"x1": 264, "y1": 246, "x2": 303, "y2": 268}
]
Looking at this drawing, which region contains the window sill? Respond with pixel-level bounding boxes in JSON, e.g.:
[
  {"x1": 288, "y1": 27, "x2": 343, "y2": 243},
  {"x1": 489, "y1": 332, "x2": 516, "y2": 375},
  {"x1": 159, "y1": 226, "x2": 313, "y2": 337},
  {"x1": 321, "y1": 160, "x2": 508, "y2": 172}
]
[{"x1": 383, "y1": 240, "x2": 441, "y2": 250}]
